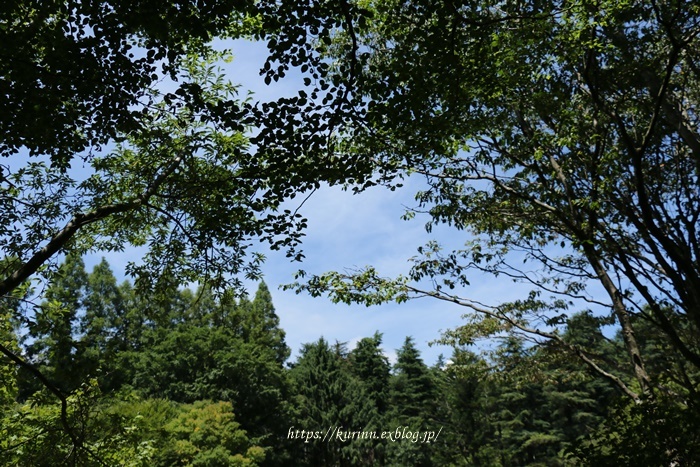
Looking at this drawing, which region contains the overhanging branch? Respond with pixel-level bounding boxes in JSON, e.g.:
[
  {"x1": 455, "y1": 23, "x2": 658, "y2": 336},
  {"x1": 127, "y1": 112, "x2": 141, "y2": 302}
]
[{"x1": 405, "y1": 285, "x2": 641, "y2": 401}]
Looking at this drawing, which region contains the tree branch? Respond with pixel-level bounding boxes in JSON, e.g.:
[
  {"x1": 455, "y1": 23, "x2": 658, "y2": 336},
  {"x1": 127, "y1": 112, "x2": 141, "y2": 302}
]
[
  {"x1": 405, "y1": 285, "x2": 641, "y2": 401},
  {"x1": 0, "y1": 155, "x2": 182, "y2": 298}
]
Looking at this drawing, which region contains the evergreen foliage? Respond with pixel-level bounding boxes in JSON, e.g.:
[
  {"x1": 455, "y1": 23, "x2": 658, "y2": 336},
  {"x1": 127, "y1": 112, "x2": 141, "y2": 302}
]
[
  {"x1": 289, "y1": 337, "x2": 370, "y2": 466},
  {"x1": 385, "y1": 337, "x2": 439, "y2": 466},
  {"x1": 24, "y1": 252, "x2": 89, "y2": 394},
  {"x1": 3, "y1": 257, "x2": 698, "y2": 463}
]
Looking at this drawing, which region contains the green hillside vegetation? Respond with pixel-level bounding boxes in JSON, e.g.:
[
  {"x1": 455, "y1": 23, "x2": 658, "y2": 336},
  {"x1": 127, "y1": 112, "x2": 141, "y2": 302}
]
[{"x1": 2, "y1": 256, "x2": 698, "y2": 465}]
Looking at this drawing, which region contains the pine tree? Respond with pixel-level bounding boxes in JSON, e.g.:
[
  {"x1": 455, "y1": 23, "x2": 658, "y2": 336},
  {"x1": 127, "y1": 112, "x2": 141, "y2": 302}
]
[
  {"x1": 80, "y1": 258, "x2": 125, "y2": 387},
  {"x1": 387, "y1": 337, "x2": 440, "y2": 466},
  {"x1": 25, "y1": 253, "x2": 88, "y2": 394},
  {"x1": 290, "y1": 337, "x2": 373, "y2": 466},
  {"x1": 350, "y1": 332, "x2": 391, "y2": 414},
  {"x1": 248, "y1": 281, "x2": 290, "y2": 364},
  {"x1": 348, "y1": 332, "x2": 392, "y2": 465},
  {"x1": 432, "y1": 349, "x2": 501, "y2": 466}
]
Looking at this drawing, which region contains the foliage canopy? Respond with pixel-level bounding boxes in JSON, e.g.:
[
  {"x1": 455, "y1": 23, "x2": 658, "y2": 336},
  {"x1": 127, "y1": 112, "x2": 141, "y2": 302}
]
[{"x1": 292, "y1": 0, "x2": 700, "y2": 404}]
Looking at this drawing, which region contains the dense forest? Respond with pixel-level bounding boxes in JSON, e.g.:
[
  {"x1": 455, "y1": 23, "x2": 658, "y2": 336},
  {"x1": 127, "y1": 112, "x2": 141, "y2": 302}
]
[
  {"x1": 1, "y1": 255, "x2": 698, "y2": 465},
  {"x1": 2, "y1": 0, "x2": 700, "y2": 465}
]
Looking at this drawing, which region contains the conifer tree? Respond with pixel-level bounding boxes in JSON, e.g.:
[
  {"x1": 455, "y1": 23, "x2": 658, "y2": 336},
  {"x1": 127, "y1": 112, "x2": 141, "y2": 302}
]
[
  {"x1": 126, "y1": 281, "x2": 293, "y2": 460},
  {"x1": 113, "y1": 280, "x2": 148, "y2": 351},
  {"x1": 183, "y1": 286, "x2": 217, "y2": 326},
  {"x1": 249, "y1": 281, "x2": 290, "y2": 364},
  {"x1": 350, "y1": 332, "x2": 391, "y2": 415},
  {"x1": 290, "y1": 337, "x2": 372, "y2": 466},
  {"x1": 348, "y1": 332, "x2": 391, "y2": 465},
  {"x1": 432, "y1": 349, "x2": 499, "y2": 465},
  {"x1": 81, "y1": 258, "x2": 124, "y2": 385},
  {"x1": 436, "y1": 312, "x2": 623, "y2": 465},
  {"x1": 390, "y1": 337, "x2": 438, "y2": 420},
  {"x1": 387, "y1": 337, "x2": 440, "y2": 466},
  {"x1": 26, "y1": 253, "x2": 88, "y2": 393}
]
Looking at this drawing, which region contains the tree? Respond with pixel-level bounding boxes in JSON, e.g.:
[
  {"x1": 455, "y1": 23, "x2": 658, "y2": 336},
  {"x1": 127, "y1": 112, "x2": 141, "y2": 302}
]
[
  {"x1": 129, "y1": 308, "x2": 291, "y2": 437},
  {"x1": 289, "y1": 337, "x2": 372, "y2": 466},
  {"x1": 0, "y1": 0, "x2": 377, "y2": 300},
  {"x1": 0, "y1": 0, "x2": 261, "y2": 166},
  {"x1": 0, "y1": 380, "x2": 157, "y2": 466},
  {"x1": 156, "y1": 400, "x2": 266, "y2": 467},
  {"x1": 432, "y1": 312, "x2": 631, "y2": 465},
  {"x1": 247, "y1": 281, "x2": 290, "y2": 365},
  {"x1": 0, "y1": 302, "x2": 19, "y2": 408},
  {"x1": 572, "y1": 393, "x2": 700, "y2": 465},
  {"x1": 79, "y1": 258, "x2": 127, "y2": 390},
  {"x1": 390, "y1": 337, "x2": 437, "y2": 422},
  {"x1": 293, "y1": 0, "x2": 700, "y2": 404},
  {"x1": 24, "y1": 252, "x2": 89, "y2": 394},
  {"x1": 0, "y1": 0, "x2": 378, "y2": 408},
  {"x1": 431, "y1": 349, "x2": 500, "y2": 466},
  {"x1": 347, "y1": 332, "x2": 391, "y2": 465},
  {"x1": 9, "y1": 254, "x2": 295, "y2": 464},
  {"x1": 1, "y1": 389, "x2": 266, "y2": 466},
  {"x1": 386, "y1": 337, "x2": 440, "y2": 466},
  {"x1": 349, "y1": 332, "x2": 391, "y2": 416},
  {"x1": 569, "y1": 310, "x2": 700, "y2": 463}
]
